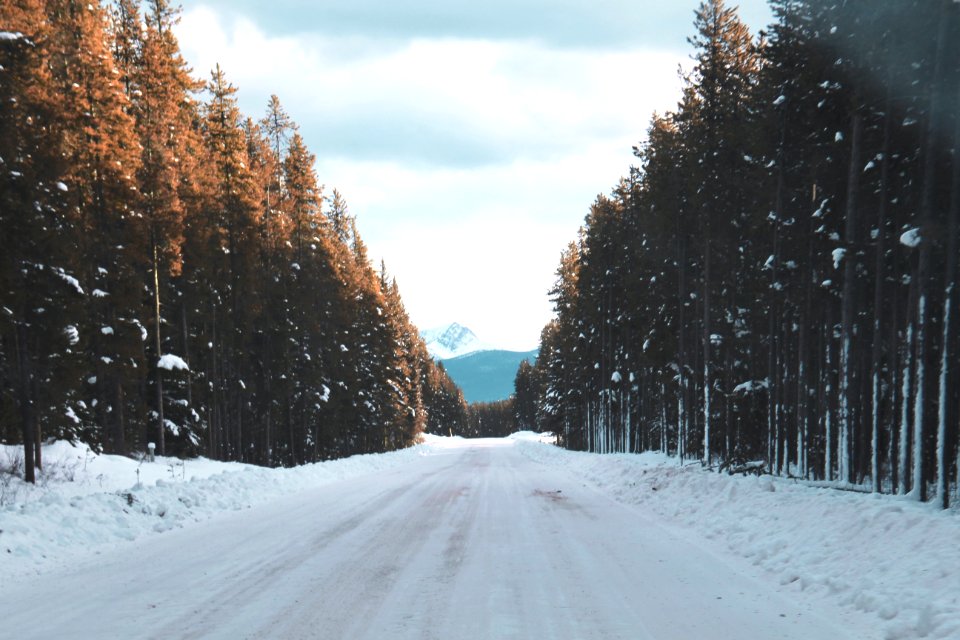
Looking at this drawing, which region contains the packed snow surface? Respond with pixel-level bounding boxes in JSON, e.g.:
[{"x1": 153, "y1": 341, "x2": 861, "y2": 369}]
[
  {"x1": 2, "y1": 435, "x2": 956, "y2": 639},
  {"x1": 516, "y1": 437, "x2": 960, "y2": 640}
]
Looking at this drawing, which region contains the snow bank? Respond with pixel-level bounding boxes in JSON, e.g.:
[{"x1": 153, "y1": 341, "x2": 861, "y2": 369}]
[
  {"x1": 507, "y1": 430, "x2": 557, "y2": 444},
  {"x1": 0, "y1": 440, "x2": 436, "y2": 578},
  {"x1": 418, "y1": 432, "x2": 464, "y2": 445},
  {"x1": 0, "y1": 440, "x2": 252, "y2": 502},
  {"x1": 515, "y1": 440, "x2": 960, "y2": 640}
]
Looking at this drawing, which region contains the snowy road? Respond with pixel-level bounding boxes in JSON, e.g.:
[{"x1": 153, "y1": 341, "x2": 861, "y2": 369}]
[{"x1": 1, "y1": 439, "x2": 861, "y2": 639}]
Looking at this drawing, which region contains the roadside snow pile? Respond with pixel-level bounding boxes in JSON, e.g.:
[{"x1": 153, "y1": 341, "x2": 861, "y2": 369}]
[
  {"x1": 418, "y1": 432, "x2": 465, "y2": 446},
  {"x1": 0, "y1": 440, "x2": 254, "y2": 503},
  {"x1": 0, "y1": 440, "x2": 435, "y2": 577},
  {"x1": 515, "y1": 440, "x2": 960, "y2": 640},
  {"x1": 507, "y1": 430, "x2": 557, "y2": 444}
]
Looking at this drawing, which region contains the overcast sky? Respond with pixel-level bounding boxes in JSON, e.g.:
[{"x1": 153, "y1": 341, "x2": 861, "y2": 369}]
[{"x1": 173, "y1": 0, "x2": 773, "y2": 351}]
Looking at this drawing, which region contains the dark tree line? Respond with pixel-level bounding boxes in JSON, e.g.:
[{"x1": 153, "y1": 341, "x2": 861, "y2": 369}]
[
  {"x1": 527, "y1": 0, "x2": 960, "y2": 507},
  {"x1": 464, "y1": 400, "x2": 517, "y2": 438},
  {"x1": 0, "y1": 0, "x2": 468, "y2": 482},
  {"x1": 434, "y1": 360, "x2": 539, "y2": 438}
]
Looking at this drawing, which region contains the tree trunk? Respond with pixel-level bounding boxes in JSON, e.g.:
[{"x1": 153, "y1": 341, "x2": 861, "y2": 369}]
[
  {"x1": 114, "y1": 380, "x2": 126, "y2": 454},
  {"x1": 824, "y1": 302, "x2": 834, "y2": 482},
  {"x1": 15, "y1": 322, "x2": 36, "y2": 484},
  {"x1": 899, "y1": 267, "x2": 918, "y2": 495},
  {"x1": 839, "y1": 108, "x2": 862, "y2": 485},
  {"x1": 768, "y1": 253, "x2": 780, "y2": 473},
  {"x1": 677, "y1": 228, "x2": 687, "y2": 463},
  {"x1": 935, "y1": 63, "x2": 960, "y2": 508},
  {"x1": 34, "y1": 408, "x2": 42, "y2": 472},
  {"x1": 153, "y1": 239, "x2": 165, "y2": 456},
  {"x1": 702, "y1": 241, "x2": 711, "y2": 466},
  {"x1": 888, "y1": 299, "x2": 900, "y2": 492},
  {"x1": 782, "y1": 320, "x2": 792, "y2": 475},
  {"x1": 870, "y1": 84, "x2": 893, "y2": 494},
  {"x1": 910, "y1": 0, "x2": 949, "y2": 502}
]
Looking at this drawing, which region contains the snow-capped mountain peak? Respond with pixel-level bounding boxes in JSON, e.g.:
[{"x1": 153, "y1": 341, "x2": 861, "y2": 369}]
[{"x1": 421, "y1": 322, "x2": 489, "y2": 359}]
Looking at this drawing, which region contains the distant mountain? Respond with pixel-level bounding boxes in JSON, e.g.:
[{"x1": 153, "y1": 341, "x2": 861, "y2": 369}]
[
  {"x1": 440, "y1": 349, "x2": 538, "y2": 404},
  {"x1": 420, "y1": 323, "x2": 537, "y2": 402},
  {"x1": 421, "y1": 322, "x2": 489, "y2": 359}
]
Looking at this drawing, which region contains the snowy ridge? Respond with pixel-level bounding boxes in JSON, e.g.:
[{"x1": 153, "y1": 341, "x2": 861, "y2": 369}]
[
  {"x1": 0, "y1": 440, "x2": 437, "y2": 578},
  {"x1": 421, "y1": 322, "x2": 490, "y2": 359},
  {"x1": 514, "y1": 438, "x2": 959, "y2": 640}
]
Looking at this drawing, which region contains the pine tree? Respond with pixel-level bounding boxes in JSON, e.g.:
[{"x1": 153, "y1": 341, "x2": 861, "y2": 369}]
[
  {"x1": 50, "y1": 0, "x2": 145, "y2": 459},
  {"x1": 527, "y1": 0, "x2": 958, "y2": 504},
  {"x1": 935, "y1": 1, "x2": 960, "y2": 508},
  {"x1": 188, "y1": 64, "x2": 263, "y2": 460},
  {"x1": 513, "y1": 360, "x2": 539, "y2": 431},
  {"x1": 1, "y1": 0, "x2": 449, "y2": 473},
  {"x1": 0, "y1": 0, "x2": 84, "y2": 481},
  {"x1": 677, "y1": 0, "x2": 760, "y2": 465},
  {"x1": 111, "y1": 0, "x2": 201, "y2": 455}
]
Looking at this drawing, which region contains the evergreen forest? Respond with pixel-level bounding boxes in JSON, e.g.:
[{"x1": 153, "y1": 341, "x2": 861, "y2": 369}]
[
  {"x1": 3, "y1": 0, "x2": 959, "y2": 512},
  {"x1": 0, "y1": 0, "x2": 469, "y2": 484},
  {"x1": 518, "y1": 0, "x2": 960, "y2": 508}
]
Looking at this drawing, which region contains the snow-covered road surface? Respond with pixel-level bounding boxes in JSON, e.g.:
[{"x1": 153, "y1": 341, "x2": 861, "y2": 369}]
[{"x1": 1, "y1": 438, "x2": 866, "y2": 639}]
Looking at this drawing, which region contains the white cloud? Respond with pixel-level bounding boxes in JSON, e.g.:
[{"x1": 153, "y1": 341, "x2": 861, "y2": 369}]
[
  {"x1": 176, "y1": 8, "x2": 684, "y2": 164},
  {"x1": 319, "y1": 142, "x2": 648, "y2": 351},
  {"x1": 174, "y1": 6, "x2": 687, "y2": 349},
  {"x1": 176, "y1": 0, "x2": 773, "y2": 51}
]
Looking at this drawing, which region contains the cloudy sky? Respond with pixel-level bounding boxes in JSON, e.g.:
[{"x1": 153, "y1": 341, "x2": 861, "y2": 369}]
[{"x1": 173, "y1": 0, "x2": 772, "y2": 351}]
